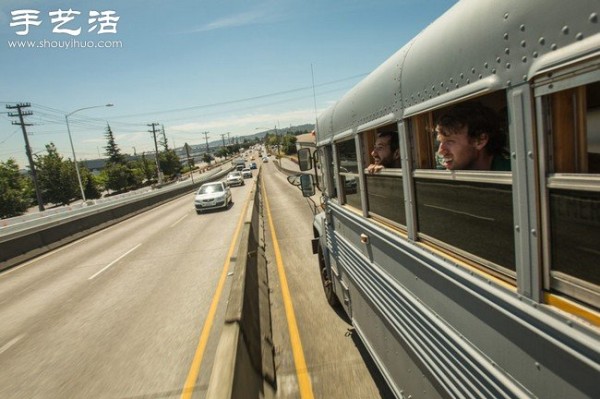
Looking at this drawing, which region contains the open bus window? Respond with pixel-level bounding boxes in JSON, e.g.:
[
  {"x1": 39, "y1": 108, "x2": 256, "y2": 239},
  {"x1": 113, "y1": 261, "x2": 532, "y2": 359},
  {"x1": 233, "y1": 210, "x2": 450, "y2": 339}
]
[
  {"x1": 542, "y1": 80, "x2": 600, "y2": 304},
  {"x1": 409, "y1": 93, "x2": 516, "y2": 279},
  {"x1": 361, "y1": 128, "x2": 406, "y2": 226},
  {"x1": 336, "y1": 139, "x2": 361, "y2": 209}
]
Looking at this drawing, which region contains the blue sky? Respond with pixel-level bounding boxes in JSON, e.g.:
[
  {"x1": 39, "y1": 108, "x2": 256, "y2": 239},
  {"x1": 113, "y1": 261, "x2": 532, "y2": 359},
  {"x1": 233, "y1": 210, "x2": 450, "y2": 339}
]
[{"x1": 1, "y1": 0, "x2": 457, "y2": 166}]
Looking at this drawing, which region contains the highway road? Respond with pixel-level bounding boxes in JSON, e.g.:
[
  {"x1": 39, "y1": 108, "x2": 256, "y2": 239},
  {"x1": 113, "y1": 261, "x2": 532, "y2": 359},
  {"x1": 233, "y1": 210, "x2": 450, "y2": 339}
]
[
  {"x1": 261, "y1": 157, "x2": 393, "y2": 399},
  {"x1": 0, "y1": 173, "x2": 255, "y2": 398},
  {"x1": 0, "y1": 154, "x2": 393, "y2": 399}
]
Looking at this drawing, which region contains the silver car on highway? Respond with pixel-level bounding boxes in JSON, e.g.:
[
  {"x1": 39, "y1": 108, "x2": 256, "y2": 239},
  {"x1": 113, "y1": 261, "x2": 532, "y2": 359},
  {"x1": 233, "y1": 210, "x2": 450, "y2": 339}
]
[{"x1": 194, "y1": 181, "x2": 232, "y2": 214}]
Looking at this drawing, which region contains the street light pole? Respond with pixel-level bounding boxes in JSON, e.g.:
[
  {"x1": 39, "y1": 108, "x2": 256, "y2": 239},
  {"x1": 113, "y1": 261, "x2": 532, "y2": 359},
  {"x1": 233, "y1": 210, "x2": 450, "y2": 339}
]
[{"x1": 65, "y1": 103, "x2": 113, "y2": 203}]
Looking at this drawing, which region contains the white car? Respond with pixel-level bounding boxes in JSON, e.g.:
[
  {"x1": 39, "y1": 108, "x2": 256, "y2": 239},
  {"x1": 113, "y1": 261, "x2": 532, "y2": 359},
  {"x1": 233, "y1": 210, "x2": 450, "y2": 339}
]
[
  {"x1": 241, "y1": 168, "x2": 253, "y2": 179},
  {"x1": 194, "y1": 181, "x2": 231, "y2": 213},
  {"x1": 226, "y1": 171, "x2": 244, "y2": 186},
  {"x1": 262, "y1": 156, "x2": 269, "y2": 163}
]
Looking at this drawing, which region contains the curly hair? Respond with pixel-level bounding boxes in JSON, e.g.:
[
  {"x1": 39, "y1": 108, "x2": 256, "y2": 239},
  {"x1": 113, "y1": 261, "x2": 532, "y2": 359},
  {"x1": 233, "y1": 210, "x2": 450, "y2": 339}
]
[{"x1": 436, "y1": 102, "x2": 507, "y2": 156}]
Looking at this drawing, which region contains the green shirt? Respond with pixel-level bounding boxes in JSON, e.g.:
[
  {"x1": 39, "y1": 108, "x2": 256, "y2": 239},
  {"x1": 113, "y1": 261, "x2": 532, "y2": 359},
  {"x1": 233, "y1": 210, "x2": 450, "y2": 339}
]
[{"x1": 491, "y1": 154, "x2": 511, "y2": 171}]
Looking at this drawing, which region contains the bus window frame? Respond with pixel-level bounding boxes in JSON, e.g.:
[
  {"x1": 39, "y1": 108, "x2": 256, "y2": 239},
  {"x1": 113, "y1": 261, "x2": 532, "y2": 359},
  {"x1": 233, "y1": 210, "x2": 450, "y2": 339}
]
[
  {"x1": 406, "y1": 94, "x2": 517, "y2": 282},
  {"x1": 534, "y1": 60, "x2": 600, "y2": 306},
  {"x1": 334, "y1": 137, "x2": 362, "y2": 209},
  {"x1": 360, "y1": 127, "x2": 407, "y2": 227}
]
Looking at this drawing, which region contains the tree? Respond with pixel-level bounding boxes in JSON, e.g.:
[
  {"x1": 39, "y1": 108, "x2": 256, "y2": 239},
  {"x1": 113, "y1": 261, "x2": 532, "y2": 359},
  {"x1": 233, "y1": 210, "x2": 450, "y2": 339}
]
[
  {"x1": 159, "y1": 125, "x2": 169, "y2": 151},
  {"x1": 202, "y1": 153, "x2": 214, "y2": 165},
  {"x1": 103, "y1": 163, "x2": 133, "y2": 193},
  {"x1": 35, "y1": 143, "x2": 79, "y2": 205},
  {"x1": 104, "y1": 123, "x2": 126, "y2": 164},
  {"x1": 159, "y1": 149, "x2": 181, "y2": 179},
  {"x1": 0, "y1": 159, "x2": 32, "y2": 218}
]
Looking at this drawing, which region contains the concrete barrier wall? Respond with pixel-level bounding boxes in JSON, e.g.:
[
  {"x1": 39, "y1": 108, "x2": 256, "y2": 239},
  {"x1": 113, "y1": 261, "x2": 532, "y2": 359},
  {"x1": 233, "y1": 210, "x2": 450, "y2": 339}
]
[
  {"x1": 0, "y1": 167, "x2": 233, "y2": 271},
  {"x1": 206, "y1": 169, "x2": 275, "y2": 399}
]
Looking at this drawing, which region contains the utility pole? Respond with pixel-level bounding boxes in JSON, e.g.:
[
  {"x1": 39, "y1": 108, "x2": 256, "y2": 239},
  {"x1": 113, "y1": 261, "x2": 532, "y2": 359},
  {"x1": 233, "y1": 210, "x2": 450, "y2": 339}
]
[
  {"x1": 201, "y1": 131, "x2": 210, "y2": 165},
  {"x1": 220, "y1": 133, "x2": 227, "y2": 147},
  {"x1": 6, "y1": 103, "x2": 44, "y2": 211},
  {"x1": 227, "y1": 132, "x2": 231, "y2": 145},
  {"x1": 184, "y1": 142, "x2": 194, "y2": 184},
  {"x1": 201, "y1": 131, "x2": 210, "y2": 153},
  {"x1": 148, "y1": 122, "x2": 163, "y2": 184}
]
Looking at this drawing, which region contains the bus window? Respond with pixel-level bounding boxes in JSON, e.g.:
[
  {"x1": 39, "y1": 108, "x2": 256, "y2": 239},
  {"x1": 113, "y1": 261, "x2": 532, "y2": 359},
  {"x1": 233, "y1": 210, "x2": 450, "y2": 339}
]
[
  {"x1": 541, "y1": 79, "x2": 600, "y2": 303},
  {"x1": 410, "y1": 93, "x2": 515, "y2": 279},
  {"x1": 362, "y1": 128, "x2": 406, "y2": 226},
  {"x1": 336, "y1": 139, "x2": 361, "y2": 209}
]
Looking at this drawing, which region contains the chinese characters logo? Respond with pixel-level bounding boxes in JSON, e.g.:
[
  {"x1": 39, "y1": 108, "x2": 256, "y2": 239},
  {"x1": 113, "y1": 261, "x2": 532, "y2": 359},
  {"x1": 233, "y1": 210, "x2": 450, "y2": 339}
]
[{"x1": 10, "y1": 9, "x2": 119, "y2": 36}]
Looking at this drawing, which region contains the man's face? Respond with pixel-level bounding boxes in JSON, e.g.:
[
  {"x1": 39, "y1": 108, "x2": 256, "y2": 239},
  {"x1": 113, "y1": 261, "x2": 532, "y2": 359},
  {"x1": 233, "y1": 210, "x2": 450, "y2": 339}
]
[
  {"x1": 371, "y1": 136, "x2": 395, "y2": 167},
  {"x1": 436, "y1": 125, "x2": 483, "y2": 170}
]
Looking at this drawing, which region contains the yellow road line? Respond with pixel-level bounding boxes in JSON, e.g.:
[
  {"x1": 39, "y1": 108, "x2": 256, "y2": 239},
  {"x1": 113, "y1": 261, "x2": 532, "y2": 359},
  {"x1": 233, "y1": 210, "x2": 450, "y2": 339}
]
[
  {"x1": 180, "y1": 191, "x2": 252, "y2": 399},
  {"x1": 262, "y1": 178, "x2": 315, "y2": 399}
]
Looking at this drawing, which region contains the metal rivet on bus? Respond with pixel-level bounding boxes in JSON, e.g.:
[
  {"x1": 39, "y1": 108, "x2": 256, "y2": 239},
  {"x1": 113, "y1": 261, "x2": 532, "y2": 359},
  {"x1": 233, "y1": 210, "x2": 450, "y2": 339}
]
[
  {"x1": 551, "y1": 43, "x2": 558, "y2": 50},
  {"x1": 520, "y1": 24, "x2": 525, "y2": 32},
  {"x1": 504, "y1": 13, "x2": 509, "y2": 20},
  {"x1": 528, "y1": 151, "x2": 533, "y2": 159},
  {"x1": 449, "y1": 77, "x2": 454, "y2": 83},
  {"x1": 471, "y1": 68, "x2": 476, "y2": 74},
  {"x1": 460, "y1": 73, "x2": 464, "y2": 79},
  {"x1": 491, "y1": 68, "x2": 497, "y2": 74},
  {"x1": 515, "y1": 225, "x2": 520, "y2": 232},
  {"x1": 531, "y1": 229, "x2": 537, "y2": 237},
  {"x1": 535, "y1": 362, "x2": 541, "y2": 370},
  {"x1": 539, "y1": 37, "x2": 546, "y2": 45},
  {"x1": 484, "y1": 62, "x2": 489, "y2": 69},
  {"x1": 533, "y1": 51, "x2": 539, "y2": 58},
  {"x1": 504, "y1": 47, "x2": 510, "y2": 55},
  {"x1": 466, "y1": 79, "x2": 470, "y2": 84},
  {"x1": 360, "y1": 233, "x2": 369, "y2": 244},
  {"x1": 503, "y1": 32, "x2": 509, "y2": 40},
  {"x1": 521, "y1": 40, "x2": 526, "y2": 48},
  {"x1": 479, "y1": 74, "x2": 483, "y2": 79},
  {"x1": 575, "y1": 32, "x2": 584, "y2": 41},
  {"x1": 562, "y1": 26, "x2": 569, "y2": 35},
  {"x1": 522, "y1": 56, "x2": 527, "y2": 63},
  {"x1": 590, "y1": 13, "x2": 598, "y2": 23},
  {"x1": 523, "y1": 75, "x2": 528, "y2": 81},
  {"x1": 512, "y1": 152, "x2": 517, "y2": 159},
  {"x1": 496, "y1": 57, "x2": 501, "y2": 63}
]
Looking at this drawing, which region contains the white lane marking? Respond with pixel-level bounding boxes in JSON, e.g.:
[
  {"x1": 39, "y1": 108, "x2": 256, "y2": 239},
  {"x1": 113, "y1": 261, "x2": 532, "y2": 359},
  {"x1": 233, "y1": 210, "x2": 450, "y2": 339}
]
[
  {"x1": 170, "y1": 215, "x2": 187, "y2": 228},
  {"x1": 88, "y1": 244, "x2": 142, "y2": 280},
  {"x1": 0, "y1": 334, "x2": 25, "y2": 355}
]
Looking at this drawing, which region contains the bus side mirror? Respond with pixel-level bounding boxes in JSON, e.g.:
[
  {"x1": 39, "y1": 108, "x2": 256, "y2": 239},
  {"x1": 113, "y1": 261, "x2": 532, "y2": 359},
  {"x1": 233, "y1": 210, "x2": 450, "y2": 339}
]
[
  {"x1": 300, "y1": 174, "x2": 315, "y2": 197},
  {"x1": 297, "y1": 148, "x2": 312, "y2": 171},
  {"x1": 287, "y1": 174, "x2": 315, "y2": 197}
]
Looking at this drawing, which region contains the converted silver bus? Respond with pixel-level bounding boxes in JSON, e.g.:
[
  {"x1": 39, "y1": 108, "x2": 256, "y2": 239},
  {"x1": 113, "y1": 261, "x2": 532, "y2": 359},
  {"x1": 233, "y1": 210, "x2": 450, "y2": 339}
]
[{"x1": 294, "y1": 0, "x2": 600, "y2": 397}]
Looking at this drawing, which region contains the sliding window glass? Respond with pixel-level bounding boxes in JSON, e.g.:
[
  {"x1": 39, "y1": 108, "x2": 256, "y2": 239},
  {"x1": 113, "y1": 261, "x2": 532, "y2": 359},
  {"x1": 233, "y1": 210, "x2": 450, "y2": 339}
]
[
  {"x1": 538, "y1": 71, "x2": 600, "y2": 305},
  {"x1": 362, "y1": 128, "x2": 405, "y2": 226},
  {"x1": 410, "y1": 93, "x2": 515, "y2": 278},
  {"x1": 336, "y1": 139, "x2": 361, "y2": 209}
]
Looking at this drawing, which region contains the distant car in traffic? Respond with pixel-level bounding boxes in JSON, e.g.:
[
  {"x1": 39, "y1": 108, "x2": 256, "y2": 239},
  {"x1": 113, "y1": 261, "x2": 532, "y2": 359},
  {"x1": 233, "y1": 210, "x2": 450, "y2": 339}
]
[
  {"x1": 226, "y1": 171, "x2": 244, "y2": 186},
  {"x1": 250, "y1": 162, "x2": 257, "y2": 169},
  {"x1": 241, "y1": 168, "x2": 252, "y2": 178},
  {"x1": 194, "y1": 181, "x2": 231, "y2": 214},
  {"x1": 262, "y1": 156, "x2": 269, "y2": 163}
]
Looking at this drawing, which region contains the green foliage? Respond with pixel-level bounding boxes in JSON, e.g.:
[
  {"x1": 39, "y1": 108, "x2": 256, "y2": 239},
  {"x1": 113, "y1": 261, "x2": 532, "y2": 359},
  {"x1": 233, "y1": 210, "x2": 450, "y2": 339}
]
[
  {"x1": 35, "y1": 143, "x2": 79, "y2": 205},
  {"x1": 159, "y1": 149, "x2": 181, "y2": 178},
  {"x1": 202, "y1": 153, "x2": 214, "y2": 165},
  {"x1": 0, "y1": 159, "x2": 32, "y2": 218},
  {"x1": 103, "y1": 163, "x2": 135, "y2": 192},
  {"x1": 104, "y1": 123, "x2": 126, "y2": 164}
]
